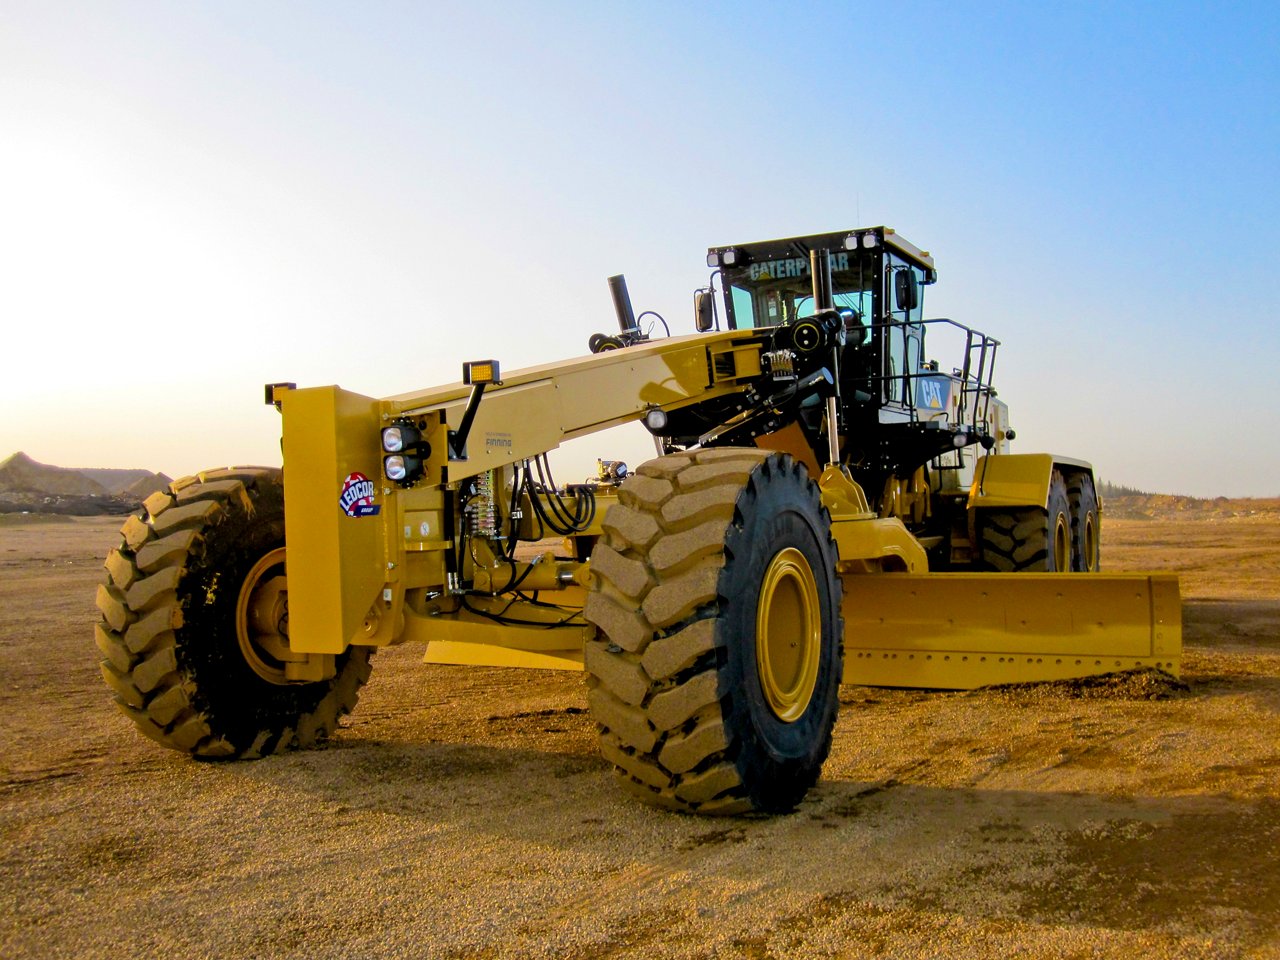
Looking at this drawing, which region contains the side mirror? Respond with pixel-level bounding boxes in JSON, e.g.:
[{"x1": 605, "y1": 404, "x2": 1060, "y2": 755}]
[
  {"x1": 894, "y1": 270, "x2": 919, "y2": 311},
  {"x1": 694, "y1": 289, "x2": 716, "y2": 332}
]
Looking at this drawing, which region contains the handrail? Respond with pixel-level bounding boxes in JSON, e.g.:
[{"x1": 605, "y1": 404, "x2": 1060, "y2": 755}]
[{"x1": 847, "y1": 317, "x2": 1000, "y2": 436}]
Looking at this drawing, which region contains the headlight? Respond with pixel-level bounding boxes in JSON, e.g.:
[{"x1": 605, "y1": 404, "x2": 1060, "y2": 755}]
[
  {"x1": 382, "y1": 420, "x2": 428, "y2": 485},
  {"x1": 383, "y1": 423, "x2": 420, "y2": 453},
  {"x1": 384, "y1": 455, "x2": 408, "y2": 480},
  {"x1": 385, "y1": 454, "x2": 425, "y2": 483},
  {"x1": 792, "y1": 319, "x2": 823, "y2": 353}
]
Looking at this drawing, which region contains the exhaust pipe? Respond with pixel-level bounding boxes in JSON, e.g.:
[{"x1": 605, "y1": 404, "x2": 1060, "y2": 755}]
[{"x1": 607, "y1": 274, "x2": 639, "y2": 338}]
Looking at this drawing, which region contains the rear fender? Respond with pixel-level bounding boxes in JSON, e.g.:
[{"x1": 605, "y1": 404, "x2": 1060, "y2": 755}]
[{"x1": 968, "y1": 453, "x2": 1094, "y2": 510}]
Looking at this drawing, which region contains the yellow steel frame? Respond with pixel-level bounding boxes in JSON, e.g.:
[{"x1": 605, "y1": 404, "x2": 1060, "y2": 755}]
[
  {"x1": 407, "y1": 594, "x2": 592, "y2": 671},
  {"x1": 276, "y1": 331, "x2": 767, "y2": 656}
]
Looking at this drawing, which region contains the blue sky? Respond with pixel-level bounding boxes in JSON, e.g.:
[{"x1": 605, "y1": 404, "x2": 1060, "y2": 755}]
[{"x1": 2, "y1": 1, "x2": 1277, "y2": 496}]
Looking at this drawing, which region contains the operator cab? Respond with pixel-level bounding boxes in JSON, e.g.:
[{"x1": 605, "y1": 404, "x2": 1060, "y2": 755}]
[
  {"x1": 703, "y1": 228, "x2": 1005, "y2": 502},
  {"x1": 706, "y1": 227, "x2": 935, "y2": 420}
]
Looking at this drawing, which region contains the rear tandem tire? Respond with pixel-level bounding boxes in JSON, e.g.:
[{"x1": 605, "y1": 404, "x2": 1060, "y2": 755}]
[
  {"x1": 93, "y1": 467, "x2": 374, "y2": 759},
  {"x1": 583, "y1": 448, "x2": 843, "y2": 815},
  {"x1": 979, "y1": 468, "x2": 1072, "y2": 572},
  {"x1": 1067, "y1": 473, "x2": 1101, "y2": 571}
]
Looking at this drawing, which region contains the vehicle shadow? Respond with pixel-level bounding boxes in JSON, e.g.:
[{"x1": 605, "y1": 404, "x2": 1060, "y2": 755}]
[{"x1": 222, "y1": 734, "x2": 1280, "y2": 948}]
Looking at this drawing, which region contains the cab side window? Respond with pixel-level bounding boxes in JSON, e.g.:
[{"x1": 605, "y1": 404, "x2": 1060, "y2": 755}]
[{"x1": 730, "y1": 286, "x2": 758, "y2": 328}]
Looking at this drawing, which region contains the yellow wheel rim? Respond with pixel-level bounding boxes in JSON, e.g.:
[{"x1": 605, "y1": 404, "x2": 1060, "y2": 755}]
[
  {"x1": 235, "y1": 547, "x2": 293, "y2": 685},
  {"x1": 1053, "y1": 513, "x2": 1070, "y2": 572},
  {"x1": 1083, "y1": 512, "x2": 1098, "y2": 572},
  {"x1": 755, "y1": 547, "x2": 822, "y2": 723}
]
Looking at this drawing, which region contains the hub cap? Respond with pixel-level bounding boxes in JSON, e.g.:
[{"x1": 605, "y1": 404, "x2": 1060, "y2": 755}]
[
  {"x1": 1083, "y1": 513, "x2": 1098, "y2": 571},
  {"x1": 235, "y1": 547, "x2": 293, "y2": 685},
  {"x1": 755, "y1": 547, "x2": 821, "y2": 722},
  {"x1": 1053, "y1": 513, "x2": 1070, "y2": 572}
]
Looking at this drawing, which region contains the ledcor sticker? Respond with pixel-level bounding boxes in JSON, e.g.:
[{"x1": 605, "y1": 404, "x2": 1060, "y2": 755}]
[{"x1": 339, "y1": 472, "x2": 380, "y2": 517}]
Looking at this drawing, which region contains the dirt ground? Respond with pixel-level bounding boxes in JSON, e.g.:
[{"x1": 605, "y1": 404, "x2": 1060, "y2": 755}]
[{"x1": 2, "y1": 513, "x2": 1278, "y2": 959}]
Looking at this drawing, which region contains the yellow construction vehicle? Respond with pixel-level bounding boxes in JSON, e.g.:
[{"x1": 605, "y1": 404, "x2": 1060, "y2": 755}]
[{"x1": 94, "y1": 227, "x2": 1181, "y2": 815}]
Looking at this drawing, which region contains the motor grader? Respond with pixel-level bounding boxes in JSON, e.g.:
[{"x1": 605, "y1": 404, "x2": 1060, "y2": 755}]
[{"x1": 94, "y1": 226, "x2": 1181, "y2": 815}]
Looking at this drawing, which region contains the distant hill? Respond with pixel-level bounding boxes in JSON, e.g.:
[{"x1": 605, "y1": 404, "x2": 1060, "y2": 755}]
[
  {"x1": 123, "y1": 472, "x2": 173, "y2": 499},
  {"x1": 0, "y1": 452, "x2": 170, "y2": 516},
  {"x1": 1098, "y1": 481, "x2": 1280, "y2": 520},
  {"x1": 79, "y1": 467, "x2": 167, "y2": 496},
  {"x1": 0, "y1": 452, "x2": 110, "y2": 496},
  {"x1": 1105, "y1": 493, "x2": 1280, "y2": 521}
]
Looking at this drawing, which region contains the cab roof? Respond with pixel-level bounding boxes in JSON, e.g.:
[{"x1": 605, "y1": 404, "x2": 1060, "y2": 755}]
[{"x1": 707, "y1": 226, "x2": 935, "y2": 274}]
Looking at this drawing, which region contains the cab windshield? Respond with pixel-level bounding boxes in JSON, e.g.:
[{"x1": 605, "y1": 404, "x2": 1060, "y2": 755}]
[{"x1": 727, "y1": 250, "x2": 874, "y2": 330}]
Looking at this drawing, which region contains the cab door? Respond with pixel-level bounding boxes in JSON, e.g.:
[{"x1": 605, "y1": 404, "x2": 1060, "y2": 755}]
[{"x1": 882, "y1": 252, "x2": 926, "y2": 417}]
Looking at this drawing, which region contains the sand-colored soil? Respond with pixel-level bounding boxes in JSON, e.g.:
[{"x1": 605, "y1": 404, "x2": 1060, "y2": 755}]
[{"x1": 2, "y1": 515, "x2": 1278, "y2": 959}]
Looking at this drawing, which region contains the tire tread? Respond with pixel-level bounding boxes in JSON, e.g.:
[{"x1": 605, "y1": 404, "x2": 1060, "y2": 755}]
[
  {"x1": 93, "y1": 468, "x2": 373, "y2": 759},
  {"x1": 586, "y1": 447, "x2": 843, "y2": 815}
]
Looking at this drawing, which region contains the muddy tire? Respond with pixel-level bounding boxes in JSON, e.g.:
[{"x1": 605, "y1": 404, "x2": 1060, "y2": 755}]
[
  {"x1": 979, "y1": 468, "x2": 1072, "y2": 572},
  {"x1": 583, "y1": 449, "x2": 843, "y2": 815},
  {"x1": 1067, "y1": 473, "x2": 1100, "y2": 572},
  {"x1": 94, "y1": 467, "x2": 373, "y2": 758}
]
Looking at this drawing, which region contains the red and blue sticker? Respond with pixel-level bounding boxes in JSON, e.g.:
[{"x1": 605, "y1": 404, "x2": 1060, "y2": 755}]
[{"x1": 338, "y1": 472, "x2": 380, "y2": 517}]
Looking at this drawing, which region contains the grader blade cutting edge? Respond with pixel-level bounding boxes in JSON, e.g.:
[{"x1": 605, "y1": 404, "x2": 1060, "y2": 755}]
[{"x1": 840, "y1": 572, "x2": 1182, "y2": 689}]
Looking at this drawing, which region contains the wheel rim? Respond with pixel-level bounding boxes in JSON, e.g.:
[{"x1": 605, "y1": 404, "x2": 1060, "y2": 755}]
[
  {"x1": 1053, "y1": 513, "x2": 1070, "y2": 571},
  {"x1": 755, "y1": 547, "x2": 822, "y2": 723},
  {"x1": 235, "y1": 547, "x2": 294, "y2": 685},
  {"x1": 1083, "y1": 512, "x2": 1098, "y2": 571}
]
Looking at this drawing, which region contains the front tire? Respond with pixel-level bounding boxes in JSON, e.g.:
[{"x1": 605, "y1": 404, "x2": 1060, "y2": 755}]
[
  {"x1": 583, "y1": 449, "x2": 843, "y2": 815},
  {"x1": 93, "y1": 467, "x2": 373, "y2": 758}
]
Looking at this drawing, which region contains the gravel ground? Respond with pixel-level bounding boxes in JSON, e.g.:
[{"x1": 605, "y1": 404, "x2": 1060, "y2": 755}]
[{"x1": 1, "y1": 516, "x2": 1278, "y2": 959}]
